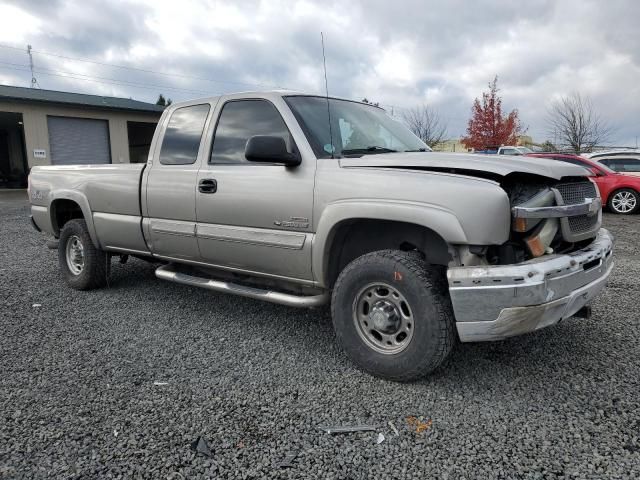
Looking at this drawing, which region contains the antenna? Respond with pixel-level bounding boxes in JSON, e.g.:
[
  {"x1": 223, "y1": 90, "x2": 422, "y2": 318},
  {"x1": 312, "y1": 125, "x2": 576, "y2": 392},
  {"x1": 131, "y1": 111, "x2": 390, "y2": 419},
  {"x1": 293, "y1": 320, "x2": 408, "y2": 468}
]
[
  {"x1": 27, "y1": 45, "x2": 40, "y2": 88},
  {"x1": 320, "y1": 32, "x2": 334, "y2": 159}
]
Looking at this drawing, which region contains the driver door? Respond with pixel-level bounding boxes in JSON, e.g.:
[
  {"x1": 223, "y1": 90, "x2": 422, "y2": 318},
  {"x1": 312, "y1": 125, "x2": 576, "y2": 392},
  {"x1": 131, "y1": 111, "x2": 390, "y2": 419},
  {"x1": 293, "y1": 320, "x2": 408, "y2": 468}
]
[{"x1": 195, "y1": 97, "x2": 315, "y2": 281}]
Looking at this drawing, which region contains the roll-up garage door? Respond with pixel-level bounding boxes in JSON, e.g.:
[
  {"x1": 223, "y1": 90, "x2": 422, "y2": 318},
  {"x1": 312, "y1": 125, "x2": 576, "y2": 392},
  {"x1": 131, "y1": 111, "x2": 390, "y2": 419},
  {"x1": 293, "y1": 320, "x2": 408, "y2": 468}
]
[{"x1": 47, "y1": 116, "x2": 111, "y2": 165}]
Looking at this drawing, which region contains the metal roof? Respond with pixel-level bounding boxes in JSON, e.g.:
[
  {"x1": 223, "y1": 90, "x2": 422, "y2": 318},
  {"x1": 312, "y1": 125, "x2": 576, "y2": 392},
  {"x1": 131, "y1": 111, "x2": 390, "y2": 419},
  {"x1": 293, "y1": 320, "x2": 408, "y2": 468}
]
[{"x1": 0, "y1": 84, "x2": 165, "y2": 113}]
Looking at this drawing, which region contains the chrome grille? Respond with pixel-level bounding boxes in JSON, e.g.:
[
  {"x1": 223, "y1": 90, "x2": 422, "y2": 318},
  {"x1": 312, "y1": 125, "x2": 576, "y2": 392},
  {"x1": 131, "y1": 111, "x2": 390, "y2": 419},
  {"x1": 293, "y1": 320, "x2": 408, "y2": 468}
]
[
  {"x1": 555, "y1": 181, "x2": 600, "y2": 240},
  {"x1": 556, "y1": 182, "x2": 597, "y2": 205}
]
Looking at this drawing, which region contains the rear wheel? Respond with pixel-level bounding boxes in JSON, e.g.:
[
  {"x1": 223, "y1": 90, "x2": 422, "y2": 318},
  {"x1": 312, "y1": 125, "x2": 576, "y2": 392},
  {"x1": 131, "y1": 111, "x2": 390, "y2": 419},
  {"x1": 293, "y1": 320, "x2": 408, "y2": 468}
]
[
  {"x1": 608, "y1": 188, "x2": 639, "y2": 214},
  {"x1": 331, "y1": 250, "x2": 456, "y2": 381},
  {"x1": 58, "y1": 219, "x2": 109, "y2": 290}
]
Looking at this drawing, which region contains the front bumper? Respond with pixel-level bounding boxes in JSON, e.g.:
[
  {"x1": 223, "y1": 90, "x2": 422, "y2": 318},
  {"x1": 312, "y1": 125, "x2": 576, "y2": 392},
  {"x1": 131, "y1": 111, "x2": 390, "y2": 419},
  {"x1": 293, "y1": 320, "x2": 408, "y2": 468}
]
[{"x1": 448, "y1": 228, "x2": 614, "y2": 342}]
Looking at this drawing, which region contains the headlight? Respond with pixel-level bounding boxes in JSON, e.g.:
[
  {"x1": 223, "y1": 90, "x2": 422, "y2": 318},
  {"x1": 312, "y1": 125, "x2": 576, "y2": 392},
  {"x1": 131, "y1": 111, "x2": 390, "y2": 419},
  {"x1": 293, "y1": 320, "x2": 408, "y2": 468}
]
[
  {"x1": 511, "y1": 189, "x2": 555, "y2": 232},
  {"x1": 523, "y1": 218, "x2": 559, "y2": 257}
]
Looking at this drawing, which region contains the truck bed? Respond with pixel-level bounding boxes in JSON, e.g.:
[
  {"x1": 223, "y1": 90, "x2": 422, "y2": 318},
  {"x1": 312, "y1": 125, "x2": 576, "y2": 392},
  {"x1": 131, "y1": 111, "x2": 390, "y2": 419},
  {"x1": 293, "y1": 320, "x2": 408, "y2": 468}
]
[
  {"x1": 29, "y1": 163, "x2": 149, "y2": 254},
  {"x1": 30, "y1": 164, "x2": 146, "y2": 216}
]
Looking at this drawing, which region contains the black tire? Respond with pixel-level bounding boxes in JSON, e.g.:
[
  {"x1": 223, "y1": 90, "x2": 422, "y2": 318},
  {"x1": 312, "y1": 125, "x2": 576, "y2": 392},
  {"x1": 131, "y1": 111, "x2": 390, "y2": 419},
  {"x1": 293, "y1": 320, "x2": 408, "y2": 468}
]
[
  {"x1": 331, "y1": 250, "x2": 456, "y2": 381},
  {"x1": 607, "y1": 188, "x2": 639, "y2": 215},
  {"x1": 58, "y1": 219, "x2": 109, "y2": 290}
]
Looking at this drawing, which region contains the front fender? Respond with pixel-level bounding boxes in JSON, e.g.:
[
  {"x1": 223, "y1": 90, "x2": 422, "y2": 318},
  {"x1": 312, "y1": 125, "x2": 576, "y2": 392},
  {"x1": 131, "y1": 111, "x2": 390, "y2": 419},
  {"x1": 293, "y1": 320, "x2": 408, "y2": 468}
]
[{"x1": 312, "y1": 199, "x2": 468, "y2": 286}]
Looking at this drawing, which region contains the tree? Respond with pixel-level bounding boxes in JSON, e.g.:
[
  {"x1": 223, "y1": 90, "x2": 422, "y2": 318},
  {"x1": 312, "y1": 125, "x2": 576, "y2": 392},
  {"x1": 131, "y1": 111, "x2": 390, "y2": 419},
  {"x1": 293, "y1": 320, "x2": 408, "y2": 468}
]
[
  {"x1": 361, "y1": 98, "x2": 380, "y2": 107},
  {"x1": 461, "y1": 76, "x2": 523, "y2": 151},
  {"x1": 539, "y1": 140, "x2": 557, "y2": 152},
  {"x1": 547, "y1": 93, "x2": 612, "y2": 154},
  {"x1": 156, "y1": 94, "x2": 172, "y2": 107},
  {"x1": 402, "y1": 105, "x2": 448, "y2": 149}
]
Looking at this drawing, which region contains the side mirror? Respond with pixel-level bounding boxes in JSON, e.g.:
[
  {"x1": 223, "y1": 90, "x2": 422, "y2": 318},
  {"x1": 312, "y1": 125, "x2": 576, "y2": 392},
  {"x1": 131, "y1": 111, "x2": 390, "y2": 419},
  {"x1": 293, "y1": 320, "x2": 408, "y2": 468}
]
[
  {"x1": 245, "y1": 136, "x2": 301, "y2": 167},
  {"x1": 589, "y1": 167, "x2": 605, "y2": 177}
]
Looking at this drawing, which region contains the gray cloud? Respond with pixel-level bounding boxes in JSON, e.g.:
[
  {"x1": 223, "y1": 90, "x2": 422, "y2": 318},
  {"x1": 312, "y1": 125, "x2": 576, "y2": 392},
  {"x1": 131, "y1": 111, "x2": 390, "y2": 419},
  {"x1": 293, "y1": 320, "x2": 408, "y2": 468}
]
[{"x1": 1, "y1": 0, "x2": 638, "y2": 146}]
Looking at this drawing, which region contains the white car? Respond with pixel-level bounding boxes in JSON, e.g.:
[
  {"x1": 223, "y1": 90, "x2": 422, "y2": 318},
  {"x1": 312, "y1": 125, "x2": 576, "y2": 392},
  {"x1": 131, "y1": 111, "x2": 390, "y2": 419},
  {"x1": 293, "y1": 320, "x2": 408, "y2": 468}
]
[
  {"x1": 587, "y1": 151, "x2": 640, "y2": 177},
  {"x1": 497, "y1": 146, "x2": 533, "y2": 155}
]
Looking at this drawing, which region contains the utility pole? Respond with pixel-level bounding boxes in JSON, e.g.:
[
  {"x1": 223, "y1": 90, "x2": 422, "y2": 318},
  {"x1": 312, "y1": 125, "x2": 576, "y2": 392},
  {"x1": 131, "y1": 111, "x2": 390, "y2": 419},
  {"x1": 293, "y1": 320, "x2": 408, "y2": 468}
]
[{"x1": 27, "y1": 45, "x2": 39, "y2": 88}]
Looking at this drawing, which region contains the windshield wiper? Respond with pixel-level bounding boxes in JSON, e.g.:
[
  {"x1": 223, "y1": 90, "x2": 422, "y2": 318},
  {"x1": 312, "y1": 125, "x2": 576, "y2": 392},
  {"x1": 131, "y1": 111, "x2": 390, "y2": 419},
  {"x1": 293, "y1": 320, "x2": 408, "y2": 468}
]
[
  {"x1": 341, "y1": 146, "x2": 398, "y2": 155},
  {"x1": 404, "y1": 148, "x2": 428, "y2": 152}
]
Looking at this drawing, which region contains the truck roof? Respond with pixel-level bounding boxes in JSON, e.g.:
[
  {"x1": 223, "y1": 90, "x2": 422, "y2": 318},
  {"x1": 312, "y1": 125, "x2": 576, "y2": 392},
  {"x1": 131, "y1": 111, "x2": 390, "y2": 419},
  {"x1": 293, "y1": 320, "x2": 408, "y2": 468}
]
[{"x1": 168, "y1": 90, "x2": 383, "y2": 110}]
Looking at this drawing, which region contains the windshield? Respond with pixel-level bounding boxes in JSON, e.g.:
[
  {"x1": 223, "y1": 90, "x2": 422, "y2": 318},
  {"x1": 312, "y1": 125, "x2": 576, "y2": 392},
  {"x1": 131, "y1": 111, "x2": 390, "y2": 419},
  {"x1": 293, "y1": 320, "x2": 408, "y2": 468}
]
[
  {"x1": 284, "y1": 96, "x2": 430, "y2": 158},
  {"x1": 592, "y1": 161, "x2": 616, "y2": 174},
  {"x1": 516, "y1": 147, "x2": 533, "y2": 154}
]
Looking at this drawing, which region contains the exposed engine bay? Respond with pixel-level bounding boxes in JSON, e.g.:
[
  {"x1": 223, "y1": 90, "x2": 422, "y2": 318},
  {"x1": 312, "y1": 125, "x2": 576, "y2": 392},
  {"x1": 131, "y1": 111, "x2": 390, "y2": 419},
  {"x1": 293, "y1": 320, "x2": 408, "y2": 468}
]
[{"x1": 486, "y1": 174, "x2": 601, "y2": 265}]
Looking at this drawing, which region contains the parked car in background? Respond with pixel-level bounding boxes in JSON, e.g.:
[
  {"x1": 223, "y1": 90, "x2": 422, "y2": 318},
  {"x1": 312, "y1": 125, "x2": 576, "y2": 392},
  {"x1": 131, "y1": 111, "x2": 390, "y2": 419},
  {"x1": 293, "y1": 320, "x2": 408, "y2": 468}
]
[
  {"x1": 590, "y1": 155, "x2": 640, "y2": 178},
  {"x1": 498, "y1": 146, "x2": 533, "y2": 155},
  {"x1": 586, "y1": 150, "x2": 640, "y2": 159},
  {"x1": 527, "y1": 153, "x2": 640, "y2": 214},
  {"x1": 585, "y1": 150, "x2": 640, "y2": 177},
  {"x1": 474, "y1": 146, "x2": 534, "y2": 155}
]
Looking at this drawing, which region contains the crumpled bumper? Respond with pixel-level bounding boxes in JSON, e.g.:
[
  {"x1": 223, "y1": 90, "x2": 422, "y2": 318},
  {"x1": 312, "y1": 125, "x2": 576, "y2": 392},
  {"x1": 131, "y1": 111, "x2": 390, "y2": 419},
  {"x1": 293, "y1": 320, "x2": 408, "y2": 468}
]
[{"x1": 448, "y1": 228, "x2": 614, "y2": 342}]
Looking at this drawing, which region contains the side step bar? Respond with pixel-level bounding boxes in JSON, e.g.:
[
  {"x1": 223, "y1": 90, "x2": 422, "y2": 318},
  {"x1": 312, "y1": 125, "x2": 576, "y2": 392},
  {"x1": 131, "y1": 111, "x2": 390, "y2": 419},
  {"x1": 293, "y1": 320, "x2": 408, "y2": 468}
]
[{"x1": 155, "y1": 264, "x2": 329, "y2": 308}]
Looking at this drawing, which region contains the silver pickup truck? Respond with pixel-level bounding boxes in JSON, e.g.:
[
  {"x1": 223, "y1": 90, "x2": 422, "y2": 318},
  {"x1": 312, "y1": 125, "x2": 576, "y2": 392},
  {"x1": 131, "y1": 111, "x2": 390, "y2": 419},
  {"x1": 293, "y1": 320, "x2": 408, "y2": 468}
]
[{"x1": 29, "y1": 91, "x2": 614, "y2": 381}]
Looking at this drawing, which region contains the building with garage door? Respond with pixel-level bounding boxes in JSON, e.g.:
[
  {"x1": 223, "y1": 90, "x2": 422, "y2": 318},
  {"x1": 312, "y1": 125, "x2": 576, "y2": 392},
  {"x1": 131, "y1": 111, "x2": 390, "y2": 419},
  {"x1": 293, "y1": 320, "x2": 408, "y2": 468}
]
[{"x1": 0, "y1": 85, "x2": 164, "y2": 188}]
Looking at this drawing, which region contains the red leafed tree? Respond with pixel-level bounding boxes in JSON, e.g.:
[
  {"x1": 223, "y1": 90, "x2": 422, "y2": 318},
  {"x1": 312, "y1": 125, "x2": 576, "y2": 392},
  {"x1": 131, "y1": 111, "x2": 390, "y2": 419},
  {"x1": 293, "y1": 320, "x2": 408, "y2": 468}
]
[{"x1": 462, "y1": 76, "x2": 523, "y2": 151}]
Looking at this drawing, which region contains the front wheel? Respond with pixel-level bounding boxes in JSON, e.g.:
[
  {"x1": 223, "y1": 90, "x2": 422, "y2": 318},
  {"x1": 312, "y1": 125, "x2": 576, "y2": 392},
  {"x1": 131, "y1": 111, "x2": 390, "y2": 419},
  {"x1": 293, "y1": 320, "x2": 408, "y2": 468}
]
[
  {"x1": 58, "y1": 219, "x2": 109, "y2": 290},
  {"x1": 608, "y1": 188, "x2": 639, "y2": 214},
  {"x1": 331, "y1": 250, "x2": 456, "y2": 381}
]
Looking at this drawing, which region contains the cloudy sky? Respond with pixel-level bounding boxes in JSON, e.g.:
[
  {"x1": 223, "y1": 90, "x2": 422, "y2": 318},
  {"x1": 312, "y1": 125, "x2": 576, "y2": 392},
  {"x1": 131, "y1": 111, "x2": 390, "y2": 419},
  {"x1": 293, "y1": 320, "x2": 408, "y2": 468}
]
[{"x1": 0, "y1": 0, "x2": 638, "y2": 146}]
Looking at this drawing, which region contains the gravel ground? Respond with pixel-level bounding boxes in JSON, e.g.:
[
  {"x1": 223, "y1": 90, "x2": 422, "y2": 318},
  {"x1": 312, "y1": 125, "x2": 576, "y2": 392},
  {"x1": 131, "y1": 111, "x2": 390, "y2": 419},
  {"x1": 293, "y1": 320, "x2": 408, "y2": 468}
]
[{"x1": 1, "y1": 189, "x2": 639, "y2": 479}]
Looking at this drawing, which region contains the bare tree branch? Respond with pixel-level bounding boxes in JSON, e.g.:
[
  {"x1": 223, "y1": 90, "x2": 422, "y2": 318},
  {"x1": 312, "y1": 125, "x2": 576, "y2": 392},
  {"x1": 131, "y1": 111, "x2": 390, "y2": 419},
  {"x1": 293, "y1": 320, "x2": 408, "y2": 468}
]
[
  {"x1": 547, "y1": 93, "x2": 613, "y2": 154},
  {"x1": 402, "y1": 105, "x2": 448, "y2": 149}
]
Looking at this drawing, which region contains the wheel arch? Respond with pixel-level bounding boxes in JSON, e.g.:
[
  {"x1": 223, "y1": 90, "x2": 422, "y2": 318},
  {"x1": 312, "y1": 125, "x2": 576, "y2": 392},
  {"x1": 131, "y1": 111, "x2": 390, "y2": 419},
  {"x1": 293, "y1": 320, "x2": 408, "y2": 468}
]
[
  {"x1": 611, "y1": 184, "x2": 640, "y2": 194},
  {"x1": 49, "y1": 192, "x2": 99, "y2": 246},
  {"x1": 313, "y1": 200, "x2": 467, "y2": 288}
]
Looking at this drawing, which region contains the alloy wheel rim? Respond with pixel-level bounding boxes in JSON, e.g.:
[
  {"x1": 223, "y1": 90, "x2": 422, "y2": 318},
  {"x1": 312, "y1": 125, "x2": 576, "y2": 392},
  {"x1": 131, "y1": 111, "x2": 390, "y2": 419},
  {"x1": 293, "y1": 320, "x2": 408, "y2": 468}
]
[
  {"x1": 65, "y1": 235, "x2": 85, "y2": 275},
  {"x1": 612, "y1": 191, "x2": 636, "y2": 213},
  {"x1": 352, "y1": 282, "x2": 414, "y2": 355}
]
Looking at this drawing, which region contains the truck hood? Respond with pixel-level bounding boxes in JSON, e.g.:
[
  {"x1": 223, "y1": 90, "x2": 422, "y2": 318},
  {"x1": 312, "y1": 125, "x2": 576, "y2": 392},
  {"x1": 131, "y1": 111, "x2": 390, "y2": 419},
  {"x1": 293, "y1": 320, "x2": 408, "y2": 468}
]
[{"x1": 338, "y1": 152, "x2": 590, "y2": 181}]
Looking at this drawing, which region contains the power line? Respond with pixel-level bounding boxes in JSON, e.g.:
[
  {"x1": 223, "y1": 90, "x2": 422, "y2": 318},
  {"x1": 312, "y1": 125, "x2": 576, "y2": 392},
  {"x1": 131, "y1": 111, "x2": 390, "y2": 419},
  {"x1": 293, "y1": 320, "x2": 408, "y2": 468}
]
[
  {"x1": 0, "y1": 43, "x2": 429, "y2": 113},
  {"x1": 2, "y1": 60, "x2": 469, "y2": 125},
  {"x1": 0, "y1": 43, "x2": 286, "y2": 90},
  {"x1": 0, "y1": 43, "x2": 470, "y2": 125},
  {"x1": 0, "y1": 61, "x2": 217, "y2": 96},
  {"x1": 2, "y1": 60, "x2": 216, "y2": 94},
  {"x1": 0, "y1": 64, "x2": 219, "y2": 97}
]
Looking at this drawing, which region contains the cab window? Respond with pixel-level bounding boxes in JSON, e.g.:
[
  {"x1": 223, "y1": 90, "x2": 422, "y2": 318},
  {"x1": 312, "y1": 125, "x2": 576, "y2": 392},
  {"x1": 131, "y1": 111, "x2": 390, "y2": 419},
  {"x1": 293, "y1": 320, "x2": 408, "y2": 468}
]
[
  {"x1": 159, "y1": 104, "x2": 210, "y2": 165},
  {"x1": 210, "y1": 100, "x2": 293, "y2": 165}
]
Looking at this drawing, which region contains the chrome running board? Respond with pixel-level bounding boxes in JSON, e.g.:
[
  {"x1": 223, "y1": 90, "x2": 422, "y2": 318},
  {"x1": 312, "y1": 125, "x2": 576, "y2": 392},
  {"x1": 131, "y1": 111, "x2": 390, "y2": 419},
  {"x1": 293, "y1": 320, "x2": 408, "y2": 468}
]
[{"x1": 155, "y1": 264, "x2": 328, "y2": 308}]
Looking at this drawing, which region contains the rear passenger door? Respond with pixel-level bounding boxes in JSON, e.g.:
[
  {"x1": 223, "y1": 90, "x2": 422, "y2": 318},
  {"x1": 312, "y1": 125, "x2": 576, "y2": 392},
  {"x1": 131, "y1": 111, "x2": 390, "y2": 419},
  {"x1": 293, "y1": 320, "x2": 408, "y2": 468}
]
[
  {"x1": 195, "y1": 97, "x2": 315, "y2": 281},
  {"x1": 144, "y1": 103, "x2": 212, "y2": 260}
]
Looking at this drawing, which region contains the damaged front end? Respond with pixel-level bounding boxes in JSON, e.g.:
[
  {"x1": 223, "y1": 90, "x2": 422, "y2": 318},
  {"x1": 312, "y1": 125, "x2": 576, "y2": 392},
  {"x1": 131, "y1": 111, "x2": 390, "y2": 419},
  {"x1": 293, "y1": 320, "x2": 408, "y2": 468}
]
[
  {"x1": 482, "y1": 175, "x2": 603, "y2": 265},
  {"x1": 447, "y1": 174, "x2": 614, "y2": 342}
]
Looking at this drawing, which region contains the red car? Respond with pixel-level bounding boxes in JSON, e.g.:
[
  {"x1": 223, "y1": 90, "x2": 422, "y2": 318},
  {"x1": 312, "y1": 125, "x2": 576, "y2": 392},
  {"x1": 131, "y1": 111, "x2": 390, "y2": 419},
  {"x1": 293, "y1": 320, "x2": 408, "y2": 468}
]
[{"x1": 526, "y1": 153, "x2": 640, "y2": 215}]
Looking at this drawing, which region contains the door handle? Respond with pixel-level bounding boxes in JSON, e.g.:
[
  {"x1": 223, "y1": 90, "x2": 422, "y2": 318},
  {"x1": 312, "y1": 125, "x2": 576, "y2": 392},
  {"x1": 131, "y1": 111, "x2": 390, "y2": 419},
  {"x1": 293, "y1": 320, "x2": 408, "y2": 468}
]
[{"x1": 198, "y1": 179, "x2": 217, "y2": 194}]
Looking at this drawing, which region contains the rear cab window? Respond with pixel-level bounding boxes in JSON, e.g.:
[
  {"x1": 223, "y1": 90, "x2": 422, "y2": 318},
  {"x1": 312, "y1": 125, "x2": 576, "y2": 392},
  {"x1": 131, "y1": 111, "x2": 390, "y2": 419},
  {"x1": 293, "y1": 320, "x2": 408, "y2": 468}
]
[{"x1": 159, "y1": 104, "x2": 210, "y2": 165}]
